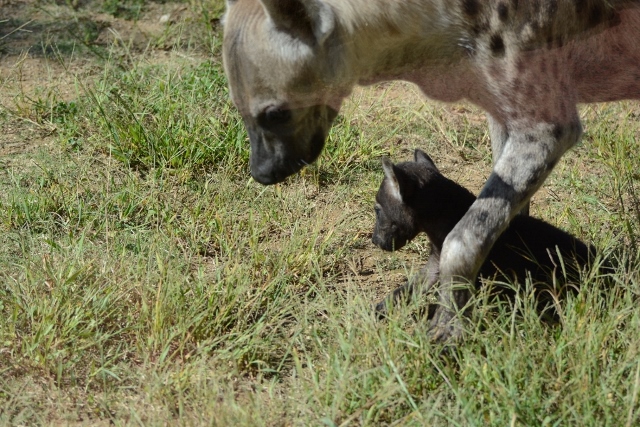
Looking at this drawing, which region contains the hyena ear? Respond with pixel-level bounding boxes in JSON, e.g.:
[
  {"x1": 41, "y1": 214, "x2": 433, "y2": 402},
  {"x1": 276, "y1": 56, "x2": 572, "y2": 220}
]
[
  {"x1": 259, "y1": 0, "x2": 335, "y2": 46},
  {"x1": 414, "y1": 149, "x2": 438, "y2": 171},
  {"x1": 222, "y1": 0, "x2": 237, "y2": 26}
]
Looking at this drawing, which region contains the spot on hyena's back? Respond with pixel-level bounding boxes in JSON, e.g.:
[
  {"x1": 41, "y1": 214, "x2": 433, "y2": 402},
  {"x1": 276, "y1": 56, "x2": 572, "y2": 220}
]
[
  {"x1": 497, "y1": 2, "x2": 510, "y2": 21},
  {"x1": 462, "y1": 0, "x2": 482, "y2": 17},
  {"x1": 490, "y1": 34, "x2": 506, "y2": 56},
  {"x1": 575, "y1": 0, "x2": 611, "y2": 28},
  {"x1": 463, "y1": 0, "x2": 626, "y2": 56}
]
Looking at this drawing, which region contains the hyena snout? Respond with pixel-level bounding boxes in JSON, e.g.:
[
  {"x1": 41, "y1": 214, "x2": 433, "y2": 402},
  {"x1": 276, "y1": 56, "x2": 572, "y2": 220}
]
[
  {"x1": 247, "y1": 126, "x2": 325, "y2": 185},
  {"x1": 246, "y1": 106, "x2": 338, "y2": 185}
]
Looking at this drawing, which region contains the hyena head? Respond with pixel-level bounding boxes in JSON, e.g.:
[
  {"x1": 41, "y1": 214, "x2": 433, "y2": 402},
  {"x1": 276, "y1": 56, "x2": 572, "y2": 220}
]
[
  {"x1": 372, "y1": 150, "x2": 441, "y2": 251},
  {"x1": 223, "y1": 0, "x2": 354, "y2": 184}
]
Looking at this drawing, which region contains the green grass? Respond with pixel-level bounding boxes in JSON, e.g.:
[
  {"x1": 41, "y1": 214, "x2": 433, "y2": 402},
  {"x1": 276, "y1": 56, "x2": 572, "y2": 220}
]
[
  {"x1": 86, "y1": 60, "x2": 247, "y2": 172},
  {"x1": 2, "y1": 1, "x2": 640, "y2": 425}
]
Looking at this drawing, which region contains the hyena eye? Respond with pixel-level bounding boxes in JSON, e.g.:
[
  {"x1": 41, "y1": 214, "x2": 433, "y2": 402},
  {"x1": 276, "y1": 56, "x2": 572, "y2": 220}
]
[
  {"x1": 259, "y1": 106, "x2": 292, "y2": 127},
  {"x1": 374, "y1": 206, "x2": 381, "y2": 217}
]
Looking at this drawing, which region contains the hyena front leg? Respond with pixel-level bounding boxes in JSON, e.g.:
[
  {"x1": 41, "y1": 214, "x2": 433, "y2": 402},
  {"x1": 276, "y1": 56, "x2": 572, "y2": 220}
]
[
  {"x1": 488, "y1": 113, "x2": 509, "y2": 163},
  {"x1": 429, "y1": 119, "x2": 583, "y2": 342},
  {"x1": 488, "y1": 114, "x2": 530, "y2": 216}
]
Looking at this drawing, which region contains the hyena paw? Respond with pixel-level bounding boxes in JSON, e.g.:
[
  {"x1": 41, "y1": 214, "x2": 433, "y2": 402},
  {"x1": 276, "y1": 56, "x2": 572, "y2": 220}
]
[{"x1": 428, "y1": 311, "x2": 465, "y2": 343}]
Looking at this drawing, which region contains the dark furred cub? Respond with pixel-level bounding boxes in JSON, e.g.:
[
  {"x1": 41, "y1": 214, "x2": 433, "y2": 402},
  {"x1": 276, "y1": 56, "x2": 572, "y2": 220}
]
[{"x1": 373, "y1": 149, "x2": 596, "y2": 318}]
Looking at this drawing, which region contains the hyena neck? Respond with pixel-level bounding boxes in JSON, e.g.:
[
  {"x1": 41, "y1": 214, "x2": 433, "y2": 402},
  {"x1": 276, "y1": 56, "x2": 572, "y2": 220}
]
[
  {"x1": 327, "y1": 0, "x2": 471, "y2": 90},
  {"x1": 411, "y1": 171, "x2": 477, "y2": 250}
]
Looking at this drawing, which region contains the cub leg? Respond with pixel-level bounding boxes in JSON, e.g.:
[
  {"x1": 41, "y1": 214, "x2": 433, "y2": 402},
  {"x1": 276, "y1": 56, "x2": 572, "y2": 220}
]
[{"x1": 375, "y1": 245, "x2": 440, "y2": 319}]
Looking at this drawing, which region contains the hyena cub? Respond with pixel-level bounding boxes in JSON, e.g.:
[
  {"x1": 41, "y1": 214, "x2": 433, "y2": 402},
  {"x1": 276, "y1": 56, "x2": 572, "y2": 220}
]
[{"x1": 372, "y1": 149, "x2": 595, "y2": 318}]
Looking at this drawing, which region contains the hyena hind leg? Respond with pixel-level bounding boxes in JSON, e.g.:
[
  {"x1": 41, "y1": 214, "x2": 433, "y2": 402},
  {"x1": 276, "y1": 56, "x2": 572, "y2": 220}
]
[{"x1": 375, "y1": 247, "x2": 440, "y2": 319}]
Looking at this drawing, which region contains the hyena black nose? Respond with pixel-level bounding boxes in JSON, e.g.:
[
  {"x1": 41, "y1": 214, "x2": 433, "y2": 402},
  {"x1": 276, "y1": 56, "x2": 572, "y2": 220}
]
[
  {"x1": 248, "y1": 141, "x2": 294, "y2": 185},
  {"x1": 250, "y1": 161, "x2": 286, "y2": 185},
  {"x1": 248, "y1": 127, "x2": 305, "y2": 185}
]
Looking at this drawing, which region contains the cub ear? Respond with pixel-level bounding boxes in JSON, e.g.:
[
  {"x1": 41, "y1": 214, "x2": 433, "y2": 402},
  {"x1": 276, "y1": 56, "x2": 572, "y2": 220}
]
[
  {"x1": 382, "y1": 157, "x2": 417, "y2": 202},
  {"x1": 414, "y1": 149, "x2": 438, "y2": 171},
  {"x1": 259, "y1": 0, "x2": 335, "y2": 46},
  {"x1": 381, "y1": 157, "x2": 403, "y2": 202}
]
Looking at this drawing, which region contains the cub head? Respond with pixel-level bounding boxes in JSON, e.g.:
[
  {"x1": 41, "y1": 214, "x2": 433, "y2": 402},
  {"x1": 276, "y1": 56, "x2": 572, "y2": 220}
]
[
  {"x1": 372, "y1": 150, "x2": 440, "y2": 251},
  {"x1": 223, "y1": 0, "x2": 354, "y2": 184}
]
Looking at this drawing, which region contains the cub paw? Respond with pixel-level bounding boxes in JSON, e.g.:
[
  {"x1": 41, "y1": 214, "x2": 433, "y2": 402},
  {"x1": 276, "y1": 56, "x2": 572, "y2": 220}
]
[{"x1": 374, "y1": 300, "x2": 389, "y2": 320}]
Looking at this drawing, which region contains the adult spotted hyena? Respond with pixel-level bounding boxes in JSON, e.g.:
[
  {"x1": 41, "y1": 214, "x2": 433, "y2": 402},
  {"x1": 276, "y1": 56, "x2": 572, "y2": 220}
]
[{"x1": 222, "y1": 0, "x2": 640, "y2": 341}]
